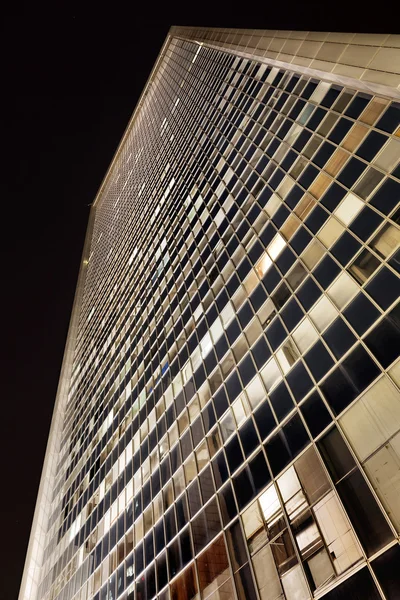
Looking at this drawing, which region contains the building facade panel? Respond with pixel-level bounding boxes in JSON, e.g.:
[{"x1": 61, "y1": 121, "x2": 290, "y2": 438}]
[{"x1": 20, "y1": 28, "x2": 400, "y2": 600}]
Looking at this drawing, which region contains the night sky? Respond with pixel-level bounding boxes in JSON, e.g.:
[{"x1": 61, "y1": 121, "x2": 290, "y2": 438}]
[{"x1": 1, "y1": 4, "x2": 394, "y2": 599}]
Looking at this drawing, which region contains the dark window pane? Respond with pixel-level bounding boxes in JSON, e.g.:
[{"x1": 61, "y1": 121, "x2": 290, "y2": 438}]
[
  {"x1": 273, "y1": 205, "x2": 290, "y2": 228},
  {"x1": 226, "y1": 318, "x2": 241, "y2": 344},
  {"x1": 181, "y1": 430, "x2": 192, "y2": 461},
  {"x1": 264, "y1": 430, "x2": 291, "y2": 476},
  {"x1": 321, "y1": 366, "x2": 358, "y2": 415},
  {"x1": 276, "y1": 246, "x2": 296, "y2": 274},
  {"x1": 364, "y1": 306, "x2": 400, "y2": 368},
  {"x1": 313, "y1": 141, "x2": 335, "y2": 168},
  {"x1": 343, "y1": 293, "x2": 380, "y2": 336},
  {"x1": 168, "y1": 538, "x2": 181, "y2": 578},
  {"x1": 214, "y1": 387, "x2": 229, "y2": 419},
  {"x1": 370, "y1": 178, "x2": 400, "y2": 215},
  {"x1": 323, "y1": 567, "x2": 381, "y2": 600},
  {"x1": 285, "y1": 184, "x2": 304, "y2": 209},
  {"x1": 269, "y1": 381, "x2": 295, "y2": 422},
  {"x1": 265, "y1": 318, "x2": 287, "y2": 351},
  {"x1": 281, "y1": 299, "x2": 304, "y2": 331},
  {"x1": 215, "y1": 334, "x2": 229, "y2": 361},
  {"x1": 239, "y1": 354, "x2": 257, "y2": 387},
  {"x1": 300, "y1": 391, "x2": 332, "y2": 437},
  {"x1": 305, "y1": 205, "x2": 329, "y2": 234},
  {"x1": 337, "y1": 470, "x2": 393, "y2": 556},
  {"x1": 218, "y1": 482, "x2": 237, "y2": 526},
  {"x1": 176, "y1": 495, "x2": 189, "y2": 530},
  {"x1": 366, "y1": 267, "x2": 400, "y2": 310},
  {"x1": 157, "y1": 552, "x2": 168, "y2": 592},
  {"x1": 239, "y1": 418, "x2": 259, "y2": 457},
  {"x1": 318, "y1": 427, "x2": 356, "y2": 483},
  {"x1": 338, "y1": 157, "x2": 367, "y2": 188},
  {"x1": 286, "y1": 361, "x2": 314, "y2": 402},
  {"x1": 345, "y1": 94, "x2": 370, "y2": 119},
  {"x1": 392, "y1": 163, "x2": 400, "y2": 180},
  {"x1": 226, "y1": 520, "x2": 248, "y2": 571},
  {"x1": 320, "y1": 182, "x2": 346, "y2": 212},
  {"x1": 202, "y1": 403, "x2": 216, "y2": 433},
  {"x1": 262, "y1": 264, "x2": 281, "y2": 293},
  {"x1": 234, "y1": 563, "x2": 258, "y2": 600},
  {"x1": 225, "y1": 435, "x2": 244, "y2": 474},
  {"x1": 225, "y1": 371, "x2": 242, "y2": 402},
  {"x1": 297, "y1": 277, "x2": 322, "y2": 311},
  {"x1": 304, "y1": 340, "x2": 335, "y2": 381},
  {"x1": 146, "y1": 565, "x2": 156, "y2": 598},
  {"x1": 356, "y1": 130, "x2": 387, "y2": 161},
  {"x1": 204, "y1": 349, "x2": 218, "y2": 375},
  {"x1": 234, "y1": 467, "x2": 256, "y2": 509},
  {"x1": 294, "y1": 130, "x2": 312, "y2": 152},
  {"x1": 321, "y1": 86, "x2": 341, "y2": 108},
  {"x1": 180, "y1": 526, "x2": 193, "y2": 568},
  {"x1": 254, "y1": 399, "x2": 276, "y2": 440},
  {"x1": 155, "y1": 520, "x2": 165, "y2": 555},
  {"x1": 250, "y1": 284, "x2": 268, "y2": 311},
  {"x1": 135, "y1": 542, "x2": 144, "y2": 575},
  {"x1": 328, "y1": 118, "x2": 352, "y2": 144},
  {"x1": 212, "y1": 450, "x2": 229, "y2": 488},
  {"x1": 283, "y1": 413, "x2": 310, "y2": 457},
  {"x1": 290, "y1": 227, "x2": 312, "y2": 253},
  {"x1": 145, "y1": 531, "x2": 155, "y2": 563},
  {"x1": 323, "y1": 318, "x2": 357, "y2": 360},
  {"x1": 389, "y1": 248, "x2": 400, "y2": 274},
  {"x1": 350, "y1": 207, "x2": 383, "y2": 242},
  {"x1": 331, "y1": 231, "x2": 361, "y2": 267},
  {"x1": 238, "y1": 301, "x2": 254, "y2": 328},
  {"x1": 252, "y1": 336, "x2": 271, "y2": 369},
  {"x1": 313, "y1": 255, "x2": 340, "y2": 289},
  {"x1": 342, "y1": 344, "x2": 380, "y2": 392},
  {"x1": 307, "y1": 107, "x2": 326, "y2": 130},
  {"x1": 249, "y1": 451, "x2": 271, "y2": 493},
  {"x1": 376, "y1": 103, "x2": 400, "y2": 134},
  {"x1": 372, "y1": 544, "x2": 400, "y2": 600}
]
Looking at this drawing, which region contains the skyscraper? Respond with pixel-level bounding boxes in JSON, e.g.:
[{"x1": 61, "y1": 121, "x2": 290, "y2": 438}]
[{"x1": 20, "y1": 26, "x2": 400, "y2": 600}]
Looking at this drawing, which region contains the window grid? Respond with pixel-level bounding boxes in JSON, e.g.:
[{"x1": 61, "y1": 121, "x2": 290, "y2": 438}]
[{"x1": 33, "y1": 36, "x2": 400, "y2": 600}]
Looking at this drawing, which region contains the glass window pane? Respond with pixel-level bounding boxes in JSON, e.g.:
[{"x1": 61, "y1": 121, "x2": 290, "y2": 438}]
[
  {"x1": 252, "y1": 543, "x2": 284, "y2": 600},
  {"x1": 295, "y1": 447, "x2": 331, "y2": 504},
  {"x1": 281, "y1": 564, "x2": 310, "y2": 600},
  {"x1": 226, "y1": 520, "x2": 248, "y2": 572},
  {"x1": 364, "y1": 431, "x2": 400, "y2": 532},
  {"x1": 339, "y1": 377, "x2": 400, "y2": 462},
  {"x1": 372, "y1": 544, "x2": 400, "y2": 600},
  {"x1": 234, "y1": 563, "x2": 259, "y2": 600},
  {"x1": 318, "y1": 429, "x2": 393, "y2": 556},
  {"x1": 322, "y1": 567, "x2": 381, "y2": 599},
  {"x1": 314, "y1": 490, "x2": 362, "y2": 574},
  {"x1": 309, "y1": 296, "x2": 338, "y2": 332},
  {"x1": 170, "y1": 564, "x2": 198, "y2": 600},
  {"x1": 300, "y1": 391, "x2": 332, "y2": 438},
  {"x1": 197, "y1": 535, "x2": 230, "y2": 595}
]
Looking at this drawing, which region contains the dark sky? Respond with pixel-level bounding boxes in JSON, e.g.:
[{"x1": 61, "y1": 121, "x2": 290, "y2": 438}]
[{"x1": 0, "y1": 3, "x2": 395, "y2": 599}]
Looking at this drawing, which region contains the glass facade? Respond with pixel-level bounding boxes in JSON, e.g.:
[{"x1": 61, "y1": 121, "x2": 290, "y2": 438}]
[{"x1": 20, "y1": 30, "x2": 400, "y2": 600}]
